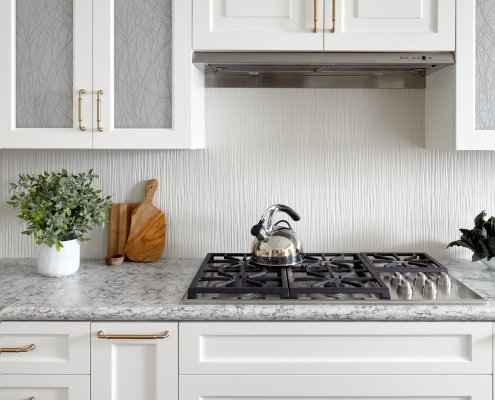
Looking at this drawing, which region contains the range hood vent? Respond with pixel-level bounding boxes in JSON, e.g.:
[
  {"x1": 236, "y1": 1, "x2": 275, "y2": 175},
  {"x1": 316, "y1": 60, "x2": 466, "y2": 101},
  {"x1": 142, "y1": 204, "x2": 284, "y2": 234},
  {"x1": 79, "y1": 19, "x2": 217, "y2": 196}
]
[{"x1": 193, "y1": 52, "x2": 455, "y2": 89}]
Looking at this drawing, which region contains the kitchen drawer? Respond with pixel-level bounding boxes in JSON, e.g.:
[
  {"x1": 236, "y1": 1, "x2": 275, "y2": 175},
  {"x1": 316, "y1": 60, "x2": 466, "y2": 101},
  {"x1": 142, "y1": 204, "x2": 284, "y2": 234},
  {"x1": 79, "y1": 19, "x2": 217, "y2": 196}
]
[
  {"x1": 0, "y1": 322, "x2": 90, "y2": 375},
  {"x1": 179, "y1": 321, "x2": 492, "y2": 375},
  {"x1": 179, "y1": 375, "x2": 491, "y2": 400},
  {"x1": 0, "y1": 375, "x2": 89, "y2": 400}
]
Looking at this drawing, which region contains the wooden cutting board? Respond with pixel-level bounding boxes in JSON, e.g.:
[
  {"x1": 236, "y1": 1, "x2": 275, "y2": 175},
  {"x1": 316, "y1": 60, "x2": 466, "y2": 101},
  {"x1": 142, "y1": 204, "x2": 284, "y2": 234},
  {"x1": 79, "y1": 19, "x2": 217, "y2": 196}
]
[
  {"x1": 124, "y1": 179, "x2": 166, "y2": 262},
  {"x1": 105, "y1": 203, "x2": 140, "y2": 266}
]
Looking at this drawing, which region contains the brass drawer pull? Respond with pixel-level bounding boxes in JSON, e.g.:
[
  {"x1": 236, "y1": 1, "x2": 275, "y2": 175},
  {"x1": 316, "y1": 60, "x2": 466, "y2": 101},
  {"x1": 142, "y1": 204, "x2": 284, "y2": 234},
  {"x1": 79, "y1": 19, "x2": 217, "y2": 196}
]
[
  {"x1": 97, "y1": 330, "x2": 170, "y2": 340},
  {"x1": 28, "y1": 397, "x2": 36, "y2": 400},
  {"x1": 330, "y1": 0, "x2": 336, "y2": 32},
  {"x1": 313, "y1": 0, "x2": 318, "y2": 33},
  {"x1": 0, "y1": 343, "x2": 36, "y2": 353},
  {"x1": 78, "y1": 89, "x2": 86, "y2": 131},
  {"x1": 96, "y1": 90, "x2": 104, "y2": 132}
]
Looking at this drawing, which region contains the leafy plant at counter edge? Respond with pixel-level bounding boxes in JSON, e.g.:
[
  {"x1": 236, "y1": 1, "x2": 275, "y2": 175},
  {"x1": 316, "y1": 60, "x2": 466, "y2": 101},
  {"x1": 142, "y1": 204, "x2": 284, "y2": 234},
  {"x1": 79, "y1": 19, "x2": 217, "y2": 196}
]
[
  {"x1": 7, "y1": 169, "x2": 112, "y2": 251},
  {"x1": 447, "y1": 210, "x2": 495, "y2": 262}
]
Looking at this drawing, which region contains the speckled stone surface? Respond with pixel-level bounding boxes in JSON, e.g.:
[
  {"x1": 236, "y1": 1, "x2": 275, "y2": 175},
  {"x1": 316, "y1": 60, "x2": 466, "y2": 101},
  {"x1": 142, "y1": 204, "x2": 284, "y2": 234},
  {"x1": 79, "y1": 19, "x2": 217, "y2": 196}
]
[{"x1": 1, "y1": 258, "x2": 495, "y2": 321}]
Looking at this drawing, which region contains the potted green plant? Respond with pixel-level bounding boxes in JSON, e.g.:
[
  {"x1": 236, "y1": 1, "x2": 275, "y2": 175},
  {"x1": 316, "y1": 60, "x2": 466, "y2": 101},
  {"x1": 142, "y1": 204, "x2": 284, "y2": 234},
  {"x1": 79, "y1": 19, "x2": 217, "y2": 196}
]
[
  {"x1": 7, "y1": 170, "x2": 112, "y2": 277},
  {"x1": 447, "y1": 210, "x2": 495, "y2": 270}
]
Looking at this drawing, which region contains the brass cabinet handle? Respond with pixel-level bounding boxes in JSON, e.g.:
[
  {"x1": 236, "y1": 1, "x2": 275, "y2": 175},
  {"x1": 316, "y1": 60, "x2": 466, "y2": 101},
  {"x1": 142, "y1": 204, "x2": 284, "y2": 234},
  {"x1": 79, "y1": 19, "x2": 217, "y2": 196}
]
[
  {"x1": 97, "y1": 330, "x2": 170, "y2": 340},
  {"x1": 313, "y1": 0, "x2": 318, "y2": 33},
  {"x1": 330, "y1": 0, "x2": 336, "y2": 32},
  {"x1": 28, "y1": 397, "x2": 36, "y2": 400},
  {"x1": 77, "y1": 89, "x2": 86, "y2": 131},
  {"x1": 0, "y1": 343, "x2": 36, "y2": 353},
  {"x1": 96, "y1": 90, "x2": 104, "y2": 132}
]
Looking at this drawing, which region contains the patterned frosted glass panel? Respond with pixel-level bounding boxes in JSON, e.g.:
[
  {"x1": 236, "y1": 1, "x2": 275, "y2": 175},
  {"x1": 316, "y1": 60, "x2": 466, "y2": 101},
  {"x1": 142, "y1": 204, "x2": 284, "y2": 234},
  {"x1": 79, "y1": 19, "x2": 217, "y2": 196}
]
[
  {"x1": 16, "y1": 0, "x2": 73, "y2": 128},
  {"x1": 114, "y1": 0, "x2": 172, "y2": 129},
  {"x1": 476, "y1": 0, "x2": 495, "y2": 130}
]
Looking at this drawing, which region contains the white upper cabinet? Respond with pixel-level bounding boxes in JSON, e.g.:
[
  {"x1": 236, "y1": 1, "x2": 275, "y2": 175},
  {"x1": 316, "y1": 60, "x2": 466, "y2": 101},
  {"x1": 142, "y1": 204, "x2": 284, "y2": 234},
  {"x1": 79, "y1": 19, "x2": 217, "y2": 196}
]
[
  {"x1": 0, "y1": 0, "x2": 93, "y2": 149},
  {"x1": 193, "y1": 0, "x2": 325, "y2": 51},
  {"x1": 193, "y1": 0, "x2": 455, "y2": 52},
  {"x1": 93, "y1": 0, "x2": 204, "y2": 149},
  {"x1": 426, "y1": 0, "x2": 495, "y2": 150},
  {"x1": 0, "y1": 0, "x2": 204, "y2": 150},
  {"x1": 324, "y1": 0, "x2": 455, "y2": 51}
]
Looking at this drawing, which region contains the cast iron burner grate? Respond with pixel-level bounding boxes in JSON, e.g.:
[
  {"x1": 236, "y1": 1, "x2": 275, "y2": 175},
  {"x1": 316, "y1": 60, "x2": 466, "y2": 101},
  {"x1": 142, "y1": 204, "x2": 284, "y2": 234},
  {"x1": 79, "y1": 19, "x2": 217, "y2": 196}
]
[
  {"x1": 287, "y1": 253, "x2": 389, "y2": 299},
  {"x1": 187, "y1": 253, "x2": 428, "y2": 300},
  {"x1": 362, "y1": 252, "x2": 448, "y2": 274},
  {"x1": 186, "y1": 254, "x2": 289, "y2": 299}
]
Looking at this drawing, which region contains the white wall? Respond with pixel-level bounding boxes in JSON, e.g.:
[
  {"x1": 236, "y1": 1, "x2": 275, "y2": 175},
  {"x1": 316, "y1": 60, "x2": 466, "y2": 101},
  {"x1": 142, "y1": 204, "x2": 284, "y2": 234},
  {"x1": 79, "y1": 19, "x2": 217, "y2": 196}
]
[{"x1": 0, "y1": 88, "x2": 492, "y2": 260}]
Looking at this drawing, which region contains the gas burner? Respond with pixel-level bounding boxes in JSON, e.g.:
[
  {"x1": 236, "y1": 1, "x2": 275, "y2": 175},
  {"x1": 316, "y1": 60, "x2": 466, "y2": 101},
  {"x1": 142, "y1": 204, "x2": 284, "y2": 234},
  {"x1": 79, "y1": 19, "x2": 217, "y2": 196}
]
[{"x1": 183, "y1": 253, "x2": 485, "y2": 304}]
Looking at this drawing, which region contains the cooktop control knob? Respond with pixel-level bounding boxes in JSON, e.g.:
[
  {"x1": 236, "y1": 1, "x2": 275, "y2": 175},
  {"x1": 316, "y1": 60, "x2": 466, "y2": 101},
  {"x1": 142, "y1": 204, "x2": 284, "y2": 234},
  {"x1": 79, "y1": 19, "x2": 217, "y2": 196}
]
[
  {"x1": 398, "y1": 280, "x2": 413, "y2": 299},
  {"x1": 414, "y1": 272, "x2": 427, "y2": 289},
  {"x1": 437, "y1": 272, "x2": 451, "y2": 289},
  {"x1": 422, "y1": 279, "x2": 437, "y2": 299},
  {"x1": 390, "y1": 272, "x2": 403, "y2": 288}
]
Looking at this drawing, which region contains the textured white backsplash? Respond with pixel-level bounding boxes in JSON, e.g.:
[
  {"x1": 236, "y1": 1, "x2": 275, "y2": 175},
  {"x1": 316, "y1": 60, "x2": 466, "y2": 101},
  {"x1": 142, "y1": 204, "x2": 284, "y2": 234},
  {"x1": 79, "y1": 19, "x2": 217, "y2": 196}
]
[{"x1": 1, "y1": 89, "x2": 493, "y2": 260}]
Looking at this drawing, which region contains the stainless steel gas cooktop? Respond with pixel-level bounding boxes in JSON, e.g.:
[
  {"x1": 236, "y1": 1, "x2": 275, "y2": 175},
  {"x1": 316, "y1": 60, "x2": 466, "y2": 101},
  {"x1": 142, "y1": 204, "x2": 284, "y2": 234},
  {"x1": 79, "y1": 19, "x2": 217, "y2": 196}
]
[{"x1": 181, "y1": 253, "x2": 487, "y2": 305}]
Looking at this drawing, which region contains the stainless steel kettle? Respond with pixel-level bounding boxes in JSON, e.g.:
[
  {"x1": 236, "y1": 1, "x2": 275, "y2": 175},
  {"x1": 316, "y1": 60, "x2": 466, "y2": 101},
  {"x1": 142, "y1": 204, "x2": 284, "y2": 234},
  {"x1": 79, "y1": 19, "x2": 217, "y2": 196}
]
[{"x1": 250, "y1": 204, "x2": 303, "y2": 266}]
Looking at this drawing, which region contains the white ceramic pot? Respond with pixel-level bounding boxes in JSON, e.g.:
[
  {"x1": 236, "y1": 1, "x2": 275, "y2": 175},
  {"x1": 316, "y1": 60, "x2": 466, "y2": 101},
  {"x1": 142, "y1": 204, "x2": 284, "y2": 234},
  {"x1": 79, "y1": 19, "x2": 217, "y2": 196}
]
[
  {"x1": 481, "y1": 258, "x2": 495, "y2": 271},
  {"x1": 37, "y1": 239, "x2": 80, "y2": 277}
]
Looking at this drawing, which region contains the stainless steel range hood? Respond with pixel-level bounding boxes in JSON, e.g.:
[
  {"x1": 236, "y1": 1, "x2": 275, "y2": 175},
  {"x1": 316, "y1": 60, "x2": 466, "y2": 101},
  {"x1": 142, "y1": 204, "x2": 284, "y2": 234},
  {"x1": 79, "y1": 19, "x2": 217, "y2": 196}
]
[{"x1": 193, "y1": 52, "x2": 455, "y2": 89}]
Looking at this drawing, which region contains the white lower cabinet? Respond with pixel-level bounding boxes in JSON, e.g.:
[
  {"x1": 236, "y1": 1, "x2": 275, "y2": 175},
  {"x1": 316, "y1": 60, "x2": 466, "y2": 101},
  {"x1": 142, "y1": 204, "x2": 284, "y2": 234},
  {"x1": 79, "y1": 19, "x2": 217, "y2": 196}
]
[
  {"x1": 0, "y1": 321, "x2": 493, "y2": 400},
  {"x1": 91, "y1": 322, "x2": 178, "y2": 400},
  {"x1": 179, "y1": 322, "x2": 493, "y2": 400},
  {"x1": 0, "y1": 375, "x2": 89, "y2": 400},
  {"x1": 180, "y1": 375, "x2": 491, "y2": 400}
]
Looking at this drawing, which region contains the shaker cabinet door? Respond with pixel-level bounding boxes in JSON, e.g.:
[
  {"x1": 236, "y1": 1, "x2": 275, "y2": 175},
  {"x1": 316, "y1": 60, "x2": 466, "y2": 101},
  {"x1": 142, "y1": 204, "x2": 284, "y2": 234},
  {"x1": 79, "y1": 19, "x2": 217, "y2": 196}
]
[
  {"x1": 193, "y1": 0, "x2": 324, "y2": 51},
  {"x1": 0, "y1": 0, "x2": 93, "y2": 149},
  {"x1": 92, "y1": 0, "x2": 204, "y2": 149},
  {"x1": 324, "y1": 0, "x2": 455, "y2": 51},
  {"x1": 91, "y1": 322, "x2": 178, "y2": 400}
]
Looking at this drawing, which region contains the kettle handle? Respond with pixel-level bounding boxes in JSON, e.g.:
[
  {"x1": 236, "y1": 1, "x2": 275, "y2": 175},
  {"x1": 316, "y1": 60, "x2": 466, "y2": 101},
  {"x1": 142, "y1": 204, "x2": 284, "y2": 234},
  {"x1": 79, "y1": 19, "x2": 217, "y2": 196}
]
[
  {"x1": 277, "y1": 204, "x2": 300, "y2": 222},
  {"x1": 251, "y1": 204, "x2": 300, "y2": 241}
]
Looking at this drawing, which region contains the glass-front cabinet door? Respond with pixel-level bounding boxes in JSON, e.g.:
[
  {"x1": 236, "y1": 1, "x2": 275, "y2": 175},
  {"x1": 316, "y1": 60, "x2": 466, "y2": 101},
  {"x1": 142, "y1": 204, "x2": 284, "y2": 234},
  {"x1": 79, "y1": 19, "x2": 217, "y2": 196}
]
[
  {"x1": 0, "y1": 0, "x2": 93, "y2": 149},
  {"x1": 0, "y1": 0, "x2": 204, "y2": 149},
  {"x1": 454, "y1": 0, "x2": 495, "y2": 149},
  {"x1": 92, "y1": 0, "x2": 204, "y2": 149}
]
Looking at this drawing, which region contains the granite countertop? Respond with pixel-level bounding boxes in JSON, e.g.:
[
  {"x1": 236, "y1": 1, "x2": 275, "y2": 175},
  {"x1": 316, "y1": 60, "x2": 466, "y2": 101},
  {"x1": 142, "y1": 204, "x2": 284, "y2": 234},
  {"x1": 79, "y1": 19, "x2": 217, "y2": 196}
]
[{"x1": 1, "y1": 258, "x2": 495, "y2": 321}]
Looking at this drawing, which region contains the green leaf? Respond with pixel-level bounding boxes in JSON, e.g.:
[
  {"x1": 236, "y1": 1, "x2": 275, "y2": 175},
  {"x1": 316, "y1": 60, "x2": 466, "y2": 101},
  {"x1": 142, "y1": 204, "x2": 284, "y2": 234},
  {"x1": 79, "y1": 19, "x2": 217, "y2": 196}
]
[
  {"x1": 487, "y1": 237, "x2": 495, "y2": 255},
  {"x1": 475, "y1": 211, "x2": 487, "y2": 228},
  {"x1": 480, "y1": 240, "x2": 489, "y2": 258},
  {"x1": 472, "y1": 253, "x2": 483, "y2": 262},
  {"x1": 447, "y1": 240, "x2": 475, "y2": 252}
]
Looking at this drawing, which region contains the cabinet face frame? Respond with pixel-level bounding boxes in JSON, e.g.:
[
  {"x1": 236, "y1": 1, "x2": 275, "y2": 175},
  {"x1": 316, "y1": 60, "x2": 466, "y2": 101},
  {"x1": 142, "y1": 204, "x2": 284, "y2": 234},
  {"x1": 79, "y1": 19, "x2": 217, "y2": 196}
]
[
  {"x1": 323, "y1": 0, "x2": 455, "y2": 51},
  {"x1": 0, "y1": 0, "x2": 93, "y2": 149},
  {"x1": 92, "y1": 0, "x2": 204, "y2": 149}
]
